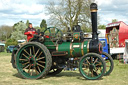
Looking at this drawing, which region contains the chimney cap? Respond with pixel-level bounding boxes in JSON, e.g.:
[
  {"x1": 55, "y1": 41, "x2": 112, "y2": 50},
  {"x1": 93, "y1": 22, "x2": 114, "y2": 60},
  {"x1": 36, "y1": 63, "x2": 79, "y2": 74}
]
[{"x1": 90, "y1": 3, "x2": 98, "y2": 10}]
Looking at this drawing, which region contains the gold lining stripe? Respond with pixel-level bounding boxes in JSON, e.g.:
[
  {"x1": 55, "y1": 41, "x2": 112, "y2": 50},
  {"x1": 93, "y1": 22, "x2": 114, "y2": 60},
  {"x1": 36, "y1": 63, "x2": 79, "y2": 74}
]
[
  {"x1": 56, "y1": 44, "x2": 58, "y2": 51},
  {"x1": 79, "y1": 33, "x2": 80, "y2": 41},
  {"x1": 91, "y1": 9, "x2": 97, "y2": 12},
  {"x1": 87, "y1": 41, "x2": 90, "y2": 53},
  {"x1": 81, "y1": 42, "x2": 84, "y2": 56},
  {"x1": 70, "y1": 43, "x2": 73, "y2": 57}
]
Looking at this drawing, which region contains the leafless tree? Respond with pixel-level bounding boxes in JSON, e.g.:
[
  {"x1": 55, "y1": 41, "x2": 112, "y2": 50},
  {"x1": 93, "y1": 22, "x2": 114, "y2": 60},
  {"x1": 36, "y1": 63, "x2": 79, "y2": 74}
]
[
  {"x1": 46, "y1": 0, "x2": 95, "y2": 32},
  {"x1": 0, "y1": 25, "x2": 13, "y2": 40}
]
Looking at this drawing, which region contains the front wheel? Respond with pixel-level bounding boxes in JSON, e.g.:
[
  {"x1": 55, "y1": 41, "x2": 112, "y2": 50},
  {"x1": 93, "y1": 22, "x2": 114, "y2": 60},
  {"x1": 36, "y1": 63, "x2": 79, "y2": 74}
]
[
  {"x1": 15, "y1": 42, "x2": 52, "y2": 79},
  {"x1": 79, "y1": 53, "x2": 106, "y2": 80}
]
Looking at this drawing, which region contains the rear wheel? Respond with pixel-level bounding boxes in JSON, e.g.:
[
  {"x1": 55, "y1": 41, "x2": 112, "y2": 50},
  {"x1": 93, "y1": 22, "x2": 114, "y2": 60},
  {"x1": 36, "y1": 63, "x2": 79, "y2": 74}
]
[
  {"x1": 79, "y1": 53, "x2": 106, "y2": 80},
  {"x1": 15, "y1": 42, "x2": 52, "y2": 79},
  {"x1": 11, "y1": 50, "x2": 16, "y2": 68},
  {"x1": 101, "y1": 52, "x2": 114, "y2": 76}
]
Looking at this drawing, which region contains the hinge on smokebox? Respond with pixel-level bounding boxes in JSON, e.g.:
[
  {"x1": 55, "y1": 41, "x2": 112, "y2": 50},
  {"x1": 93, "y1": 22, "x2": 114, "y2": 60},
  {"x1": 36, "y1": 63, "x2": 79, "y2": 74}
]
[{"x1": 52, "y1": 51, "x2": 68, "y2": 56}]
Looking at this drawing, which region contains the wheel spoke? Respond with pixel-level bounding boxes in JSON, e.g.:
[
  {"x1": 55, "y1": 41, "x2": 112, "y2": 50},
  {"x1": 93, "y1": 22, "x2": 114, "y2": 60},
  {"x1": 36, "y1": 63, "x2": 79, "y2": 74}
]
[
  {"x1": 33, "y1": 46, "x2": 35, "y2": 55},
  {"x1": 95, "y1": 62, "x2": 102, "y2": 66},
  {"x1": 86, "y1": 59, "x2": 90, "y2": 64},
  {"x1": 37, "y1": 66, "x2": 41, "y2": 73},
  {"x1": 37, "y1": 63, "x2": 45, "y2": 68},
  {"x1": 22, "y1": 62, "x2": 29, "y2": 65},
  {"x1": 19, "y1": 59, "x2": 28, "y2": 61},
  {"x1": 91, "y1": 70, "x2": 94, "y2": 77},
  {"x1": 22, "y1": 54, "x2": 29, "y2": 59},
  {"x1": 91, "y1": 57, "x2": 93, "y2": 63},
  {"x1": 106, "y1": 60, "x2": 110, "y2": 63},
  {"x1": 30, "y1": 68, "x2": 33, "y2": 76},
  {"x1": 30, "y1": 47, "x2": 32, "y2": 55},
  {"x1": 34, "y1": 67, "x2": 39, "y2": 75},
  {"x1": 95, "y1": 67, "x2": 99, "y2": 71},
  {"x1": 35, "y1": 49, "x2": 40, "y2": 57},
  {"x1": 83, "y1": 63, "x2": 88, "y2": 66},
  {"x1": 38, "y1": 61, "x2": 45, "y2": 64},
  {"x1": 23, "y1": 64, "x2": 29, "y2": 69},
  {"x1": 106, "y1": 65, "x2": 110, "y2": 67},
  {"x1": 37, "y1": 52, "x2": 43, "y2": 59},
  {"x1": 28, "y1": 64, "x2": 32, "y2": 73},
  {"x1": 94, "y1": 58, "x2": 98, "y2": 64},
  {"x1": 36, "y1": 57, "x2": 45, "y2": 61},
  {"x1": 24, "y1": 49, "x2": 30, "y2": 56},
  {"x1": 99, "y1": 67, "x2": 102, "y2": 72},
  {"x1": 87, "y1": 70, "x2": 90, "y2": 76},
  {"x1": 95, "y1": 68, "x2": 99, "y2": 75},
  {"x1": 82, "y1": 68, "x2": 88, "y2": 70}
]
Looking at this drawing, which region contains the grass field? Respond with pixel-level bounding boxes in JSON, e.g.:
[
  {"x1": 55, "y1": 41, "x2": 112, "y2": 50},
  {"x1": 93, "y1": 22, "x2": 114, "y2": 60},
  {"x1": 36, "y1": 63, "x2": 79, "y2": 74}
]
[{"x1": 0, "y1": 52, "x2": 128, "y2": 85}]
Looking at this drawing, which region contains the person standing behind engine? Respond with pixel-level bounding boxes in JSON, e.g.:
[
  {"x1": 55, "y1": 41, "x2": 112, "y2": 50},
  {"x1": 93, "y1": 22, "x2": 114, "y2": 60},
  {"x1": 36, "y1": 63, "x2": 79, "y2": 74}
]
[{"x1": 24, "y1": 23, "x2": 37, "y2": 41}]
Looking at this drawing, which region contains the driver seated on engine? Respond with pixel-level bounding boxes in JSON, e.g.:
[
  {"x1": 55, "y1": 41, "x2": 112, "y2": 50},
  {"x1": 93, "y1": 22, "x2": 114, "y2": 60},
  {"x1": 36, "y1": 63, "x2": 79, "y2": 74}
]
[{"x1": 24, "y1": 23, "x2": 37, "y2": 41}]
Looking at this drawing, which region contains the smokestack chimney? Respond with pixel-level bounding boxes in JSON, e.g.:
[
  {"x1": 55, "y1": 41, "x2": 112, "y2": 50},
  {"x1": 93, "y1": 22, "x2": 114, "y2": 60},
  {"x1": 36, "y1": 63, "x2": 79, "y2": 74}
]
[{"x1": 90, "y1": 3, "x2": 98, "y2": 40}]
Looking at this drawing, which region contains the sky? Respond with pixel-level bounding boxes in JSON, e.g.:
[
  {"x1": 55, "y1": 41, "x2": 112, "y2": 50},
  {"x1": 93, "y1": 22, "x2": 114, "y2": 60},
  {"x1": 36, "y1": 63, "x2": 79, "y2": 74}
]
[{"x1": 0, "y1": 0, "x2": 128, "y2": 26}]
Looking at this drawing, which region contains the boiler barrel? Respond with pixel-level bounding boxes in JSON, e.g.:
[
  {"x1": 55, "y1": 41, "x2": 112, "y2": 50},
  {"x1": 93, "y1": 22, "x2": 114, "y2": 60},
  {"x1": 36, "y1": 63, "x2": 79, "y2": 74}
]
[{"x1": 56, "y1": 41, "x2": 89, "y2": 57}]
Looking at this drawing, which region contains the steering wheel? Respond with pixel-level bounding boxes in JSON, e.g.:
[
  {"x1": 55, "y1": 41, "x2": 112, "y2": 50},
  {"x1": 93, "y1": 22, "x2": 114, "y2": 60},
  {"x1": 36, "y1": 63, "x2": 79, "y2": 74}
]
[{"x1": 44, "y1": 27, "x2": 63, "y2": 42}]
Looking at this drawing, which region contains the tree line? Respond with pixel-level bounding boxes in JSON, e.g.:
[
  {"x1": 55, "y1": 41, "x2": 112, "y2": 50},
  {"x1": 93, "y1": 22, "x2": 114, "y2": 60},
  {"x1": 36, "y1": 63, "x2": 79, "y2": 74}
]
[{"x1": 0, "y1": 19, "x2": 47, "y2": 41}]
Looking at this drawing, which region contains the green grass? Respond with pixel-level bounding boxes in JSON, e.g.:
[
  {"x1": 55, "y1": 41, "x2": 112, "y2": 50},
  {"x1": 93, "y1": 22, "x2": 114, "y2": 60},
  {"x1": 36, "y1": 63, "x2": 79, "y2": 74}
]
[
  {"x1": 0, "y1": 52, "x2": 128, "y2": 85},
  {"x1": 0, "y1": 51, "x2": 12, "y2": 56}
]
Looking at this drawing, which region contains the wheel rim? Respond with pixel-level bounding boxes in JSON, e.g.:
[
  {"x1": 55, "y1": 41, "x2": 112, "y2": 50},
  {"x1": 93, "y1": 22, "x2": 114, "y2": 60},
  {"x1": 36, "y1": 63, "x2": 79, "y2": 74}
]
[
  {"x1": 102, "y1": 52, "x2": 114, "y2": 76},
  {"x1": 104, "y1": 59, "x2": 111, "y2": 75},
  {"x1": 79, "y1": 54, "x2": 105, "y2": 80},
  {"x1": 16, "y1": 44, "x2": 46, "y2": 79}
]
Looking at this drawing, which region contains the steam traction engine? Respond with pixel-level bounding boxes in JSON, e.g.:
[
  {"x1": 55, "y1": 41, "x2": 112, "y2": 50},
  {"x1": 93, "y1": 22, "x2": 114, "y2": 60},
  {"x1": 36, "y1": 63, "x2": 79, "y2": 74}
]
[{"x1": 11, "y1": 3, "x2": 114, "y2": 80}]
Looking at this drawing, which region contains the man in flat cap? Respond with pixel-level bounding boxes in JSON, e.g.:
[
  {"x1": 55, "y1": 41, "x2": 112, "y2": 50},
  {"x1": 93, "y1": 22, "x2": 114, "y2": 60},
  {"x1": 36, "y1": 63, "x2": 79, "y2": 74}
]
[{"x1": 24, "y1": 23, "x2": 37, "y2": 41}]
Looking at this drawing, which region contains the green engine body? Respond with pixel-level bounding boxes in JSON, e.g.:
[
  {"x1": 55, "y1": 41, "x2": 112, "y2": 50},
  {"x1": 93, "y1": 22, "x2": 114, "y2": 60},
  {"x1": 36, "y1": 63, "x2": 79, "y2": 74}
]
[
  {"x1": 57, "y1": 41, "x2": 89, "y2": 57},
  {"x1": 41, "y1": 31, "x2": 91, "y2": 58}
]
